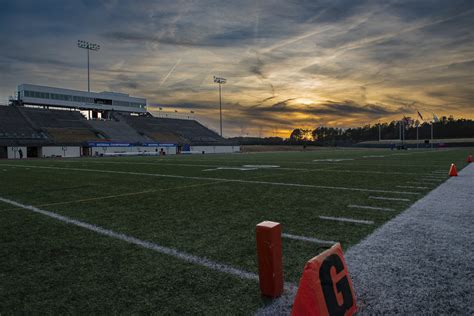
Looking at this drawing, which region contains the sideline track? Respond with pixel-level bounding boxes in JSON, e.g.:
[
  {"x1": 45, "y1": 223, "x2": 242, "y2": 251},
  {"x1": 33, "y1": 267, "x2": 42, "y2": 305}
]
[
  {"x1": 258, "y1": 162, "x2": 474, "y2": 315},
  {"x1": 344, "y1": 163, "x2": 474, "y2": 314}
]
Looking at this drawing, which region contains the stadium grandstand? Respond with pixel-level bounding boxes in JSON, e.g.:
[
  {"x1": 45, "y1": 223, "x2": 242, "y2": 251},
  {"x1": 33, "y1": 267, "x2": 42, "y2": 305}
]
[
  {"x1": 15, "y1": 84, "x2": 147, "y2": 114},
  {"x1": 117, "y1": 113, "x2": 229, "y2": 145},
  {"x1": 0, "y1": 84, "x2": 239, "y2": 159}
]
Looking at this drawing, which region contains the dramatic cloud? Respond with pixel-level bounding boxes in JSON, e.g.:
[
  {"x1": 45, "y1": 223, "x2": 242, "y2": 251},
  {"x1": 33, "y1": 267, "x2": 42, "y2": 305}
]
[{"x1": 0, "y1": 0, "x2": 473, "y2": 137}]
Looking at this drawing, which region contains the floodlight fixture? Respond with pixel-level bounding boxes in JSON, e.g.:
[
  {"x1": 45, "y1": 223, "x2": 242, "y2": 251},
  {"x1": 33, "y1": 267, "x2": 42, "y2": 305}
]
[
  {"x1": 213, "y1": 76, "x2": 227, "y2": 136},
  {"x1": 77, "y1": 40, "x2": 101, "y2": 92},
  {"x1": 213, "y1": 76, "x2": 227, "y2": 84}
]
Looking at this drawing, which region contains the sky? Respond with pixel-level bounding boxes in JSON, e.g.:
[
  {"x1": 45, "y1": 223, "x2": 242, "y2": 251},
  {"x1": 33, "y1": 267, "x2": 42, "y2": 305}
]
[{"x1": 0, "y1": 0, "x2": 473, "y2": 137}]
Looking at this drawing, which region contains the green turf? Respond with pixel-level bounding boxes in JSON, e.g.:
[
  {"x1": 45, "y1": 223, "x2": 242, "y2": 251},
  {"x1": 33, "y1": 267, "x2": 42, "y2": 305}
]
[{"x1": 0, "y1": 148, "x2": 471, "y2": 314}]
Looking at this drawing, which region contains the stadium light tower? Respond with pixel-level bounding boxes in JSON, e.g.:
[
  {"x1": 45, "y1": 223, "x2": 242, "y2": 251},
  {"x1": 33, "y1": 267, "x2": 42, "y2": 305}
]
[
  {"x1": 213, "y1": 76, "x2": 226, "y2": 136},
  {"x1": 77, "y1": 40, "x2": 100, "y2": 92}
]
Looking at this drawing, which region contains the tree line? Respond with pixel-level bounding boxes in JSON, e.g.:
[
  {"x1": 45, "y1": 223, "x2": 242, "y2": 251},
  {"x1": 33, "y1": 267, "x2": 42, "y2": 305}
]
[{"x1": 229, "y1": 116, "x2": 474, "y2": 145}]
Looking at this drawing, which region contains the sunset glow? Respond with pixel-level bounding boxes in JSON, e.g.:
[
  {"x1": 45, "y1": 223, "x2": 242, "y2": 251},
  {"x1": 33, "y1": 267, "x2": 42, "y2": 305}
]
[{"x1": 1, "y1": 1, "x2": 472, "y2": 137}]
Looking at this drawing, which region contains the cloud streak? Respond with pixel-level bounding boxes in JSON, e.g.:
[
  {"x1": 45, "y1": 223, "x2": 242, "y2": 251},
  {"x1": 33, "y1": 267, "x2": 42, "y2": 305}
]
[
  {"x1": 159, "y1": 58, "x2": 182, "y2": 87},
  {"x1": 0, "y1": 0, "x2": 473, "y2": 137}
]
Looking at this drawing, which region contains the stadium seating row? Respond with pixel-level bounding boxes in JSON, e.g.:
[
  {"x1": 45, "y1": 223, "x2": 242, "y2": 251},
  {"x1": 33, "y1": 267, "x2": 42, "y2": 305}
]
[{"x1": 0, "y1": 105, "x2": 228, "y2": 146}]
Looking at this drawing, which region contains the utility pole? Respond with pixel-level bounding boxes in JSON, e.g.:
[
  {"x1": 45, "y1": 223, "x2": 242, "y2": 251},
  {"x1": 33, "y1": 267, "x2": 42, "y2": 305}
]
[
  {"x1": 416, "y1": 123, "x2": 419, "y2": 149},
  {"x1": 213, "y1": 76, "x2": 226, "y2": 137},
  {"x1": 77, "y1": 40, "x2": 101, "y2": 92},
  {"x1": 399, "y1": 120, "x2": 402, "y2": 142},
  {"x1": 431, "y1": 122, "x2": 434, "y2": 149},
  {"x1": 402, "y1": 120, "x2": 405, "y2": 147}
]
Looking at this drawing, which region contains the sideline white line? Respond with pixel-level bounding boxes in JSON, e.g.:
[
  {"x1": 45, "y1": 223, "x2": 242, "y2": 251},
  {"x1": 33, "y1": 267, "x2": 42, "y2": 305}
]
[
  {"x1": 0, "y1": 196, "x2": 259, "y2": 281},
  {"x1": 282, "y1": 233, "x2": 335, "y2": 246},
  {"x1": 319, "y1": 216, "x2": 374, "y2": 225},
  {"x1": 397, "y1": 185, "x2": 428, "y2": 189},
  {"x1": 0, "y1": 164, "x2": 420, "y2": 195},
  {"x1": 348, "y1": 204, "x2": 395, "y2": 211},
  {"x1": 369, "y1": 196, "x2": 410, "y2": 202},
  {"x1": 255, "y1": 287, "x2": 298, "y2": 316},
  {"x1": 344, "y1": 162, "x2": 473, "y2": 314}
]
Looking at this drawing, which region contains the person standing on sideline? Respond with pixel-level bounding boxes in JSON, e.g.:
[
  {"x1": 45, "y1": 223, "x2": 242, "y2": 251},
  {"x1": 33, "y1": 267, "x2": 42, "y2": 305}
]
[{"x1": 18, "y1": 149, "x2": 23, "y2": 159}]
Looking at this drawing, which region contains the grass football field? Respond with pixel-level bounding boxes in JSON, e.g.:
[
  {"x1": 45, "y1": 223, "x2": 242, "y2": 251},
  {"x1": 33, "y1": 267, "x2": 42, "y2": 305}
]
[{"x1": 0, "y1": 147, "x2": 471, "y2": 314}]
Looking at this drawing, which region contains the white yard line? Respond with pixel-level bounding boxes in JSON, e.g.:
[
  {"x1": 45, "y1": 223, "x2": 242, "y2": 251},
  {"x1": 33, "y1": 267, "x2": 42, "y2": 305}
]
[
  {"x1": 388, "y1": 148, "x2": 455, "y2": 156},
  {"x1": 202, "y1": 167, "x2": 257, "y2": 171},
  {"x1": 369, "y1": 196, "x2": 411, "y2": 202},
  {"x1": 319, "y1": 216, "x2": 374, "y2": 225},
  {"x1": 73, "y1": 155, "x2": 455, "y2": 170},
  {"x1": 397, "y1": 185, "x2": 429, "y2": 189},
  {"x1": 313, "y1": 159, "x2": 354, "y2": 162},
  {"x1": 348, "y1": 204, "x2": 395, "y2": 211},
  {"x1": 0, "y1": 196, "x2": 261, "y2": 281},
  {"x1": 52, "y1": 160, "x2": 425, "y2": 175},
  {"x1": 406, "y1": 181, "x2": 432, "y2": 186},
  {"x1": 242, "y1": 165, "x2": 280, "y2": 168},
  {"x1": 0, "y1": 164, "x2": 420, "y2": 195},
  {"x1": 422, "y1": 176, "x2": 446, "y2": 180},
  {"x1": 308, "y1": 161, "x2": 448, "y2": 168},
  {"x1": 282, "y1": 233, "x2": 336, "y2": 246}
]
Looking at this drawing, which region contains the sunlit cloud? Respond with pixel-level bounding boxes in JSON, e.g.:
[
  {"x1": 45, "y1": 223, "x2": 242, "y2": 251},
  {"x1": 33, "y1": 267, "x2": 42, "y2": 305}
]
[{"x1": 0, "y1": 0, "x2": 472, "y2": 137}]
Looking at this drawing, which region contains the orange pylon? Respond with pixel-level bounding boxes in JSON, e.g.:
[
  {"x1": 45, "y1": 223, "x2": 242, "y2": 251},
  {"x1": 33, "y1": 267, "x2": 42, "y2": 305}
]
[
  {"x1": 256, "y1": 221, "x2": 283, "y2": 298},
  {"x1": 449, "y1": 163, "x2": 458, "y2": 177},
  {"x1": 467, "y1": 155, "x2": 473, "y2": 163}
]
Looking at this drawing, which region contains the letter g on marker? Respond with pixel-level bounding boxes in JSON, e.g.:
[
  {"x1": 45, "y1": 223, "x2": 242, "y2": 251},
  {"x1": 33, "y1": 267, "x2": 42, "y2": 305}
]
[{"x1": 291, "y1": 243, "x2": 357, "y2": 316}]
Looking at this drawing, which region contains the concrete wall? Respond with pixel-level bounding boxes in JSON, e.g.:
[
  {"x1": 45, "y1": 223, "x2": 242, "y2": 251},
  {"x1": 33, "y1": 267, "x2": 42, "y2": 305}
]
[
  {"x1": 42, "y1": 146, "x2": 81, "y2": 158},
  {"x1": 3, "y1": 145, "x2": 236, "y2": 158},
  {"x1": 0, "y1": 147, "x2": 7, "y2": 159},
  {"x1": 190, "y1": 146, "x2": 240, "y2": 154},
  {"x1": 7, "y1": 146, "x2": 27, "y2": 159},
  {"x1": 93, "y1": 146, "x2": 177, "y2": 156}
]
